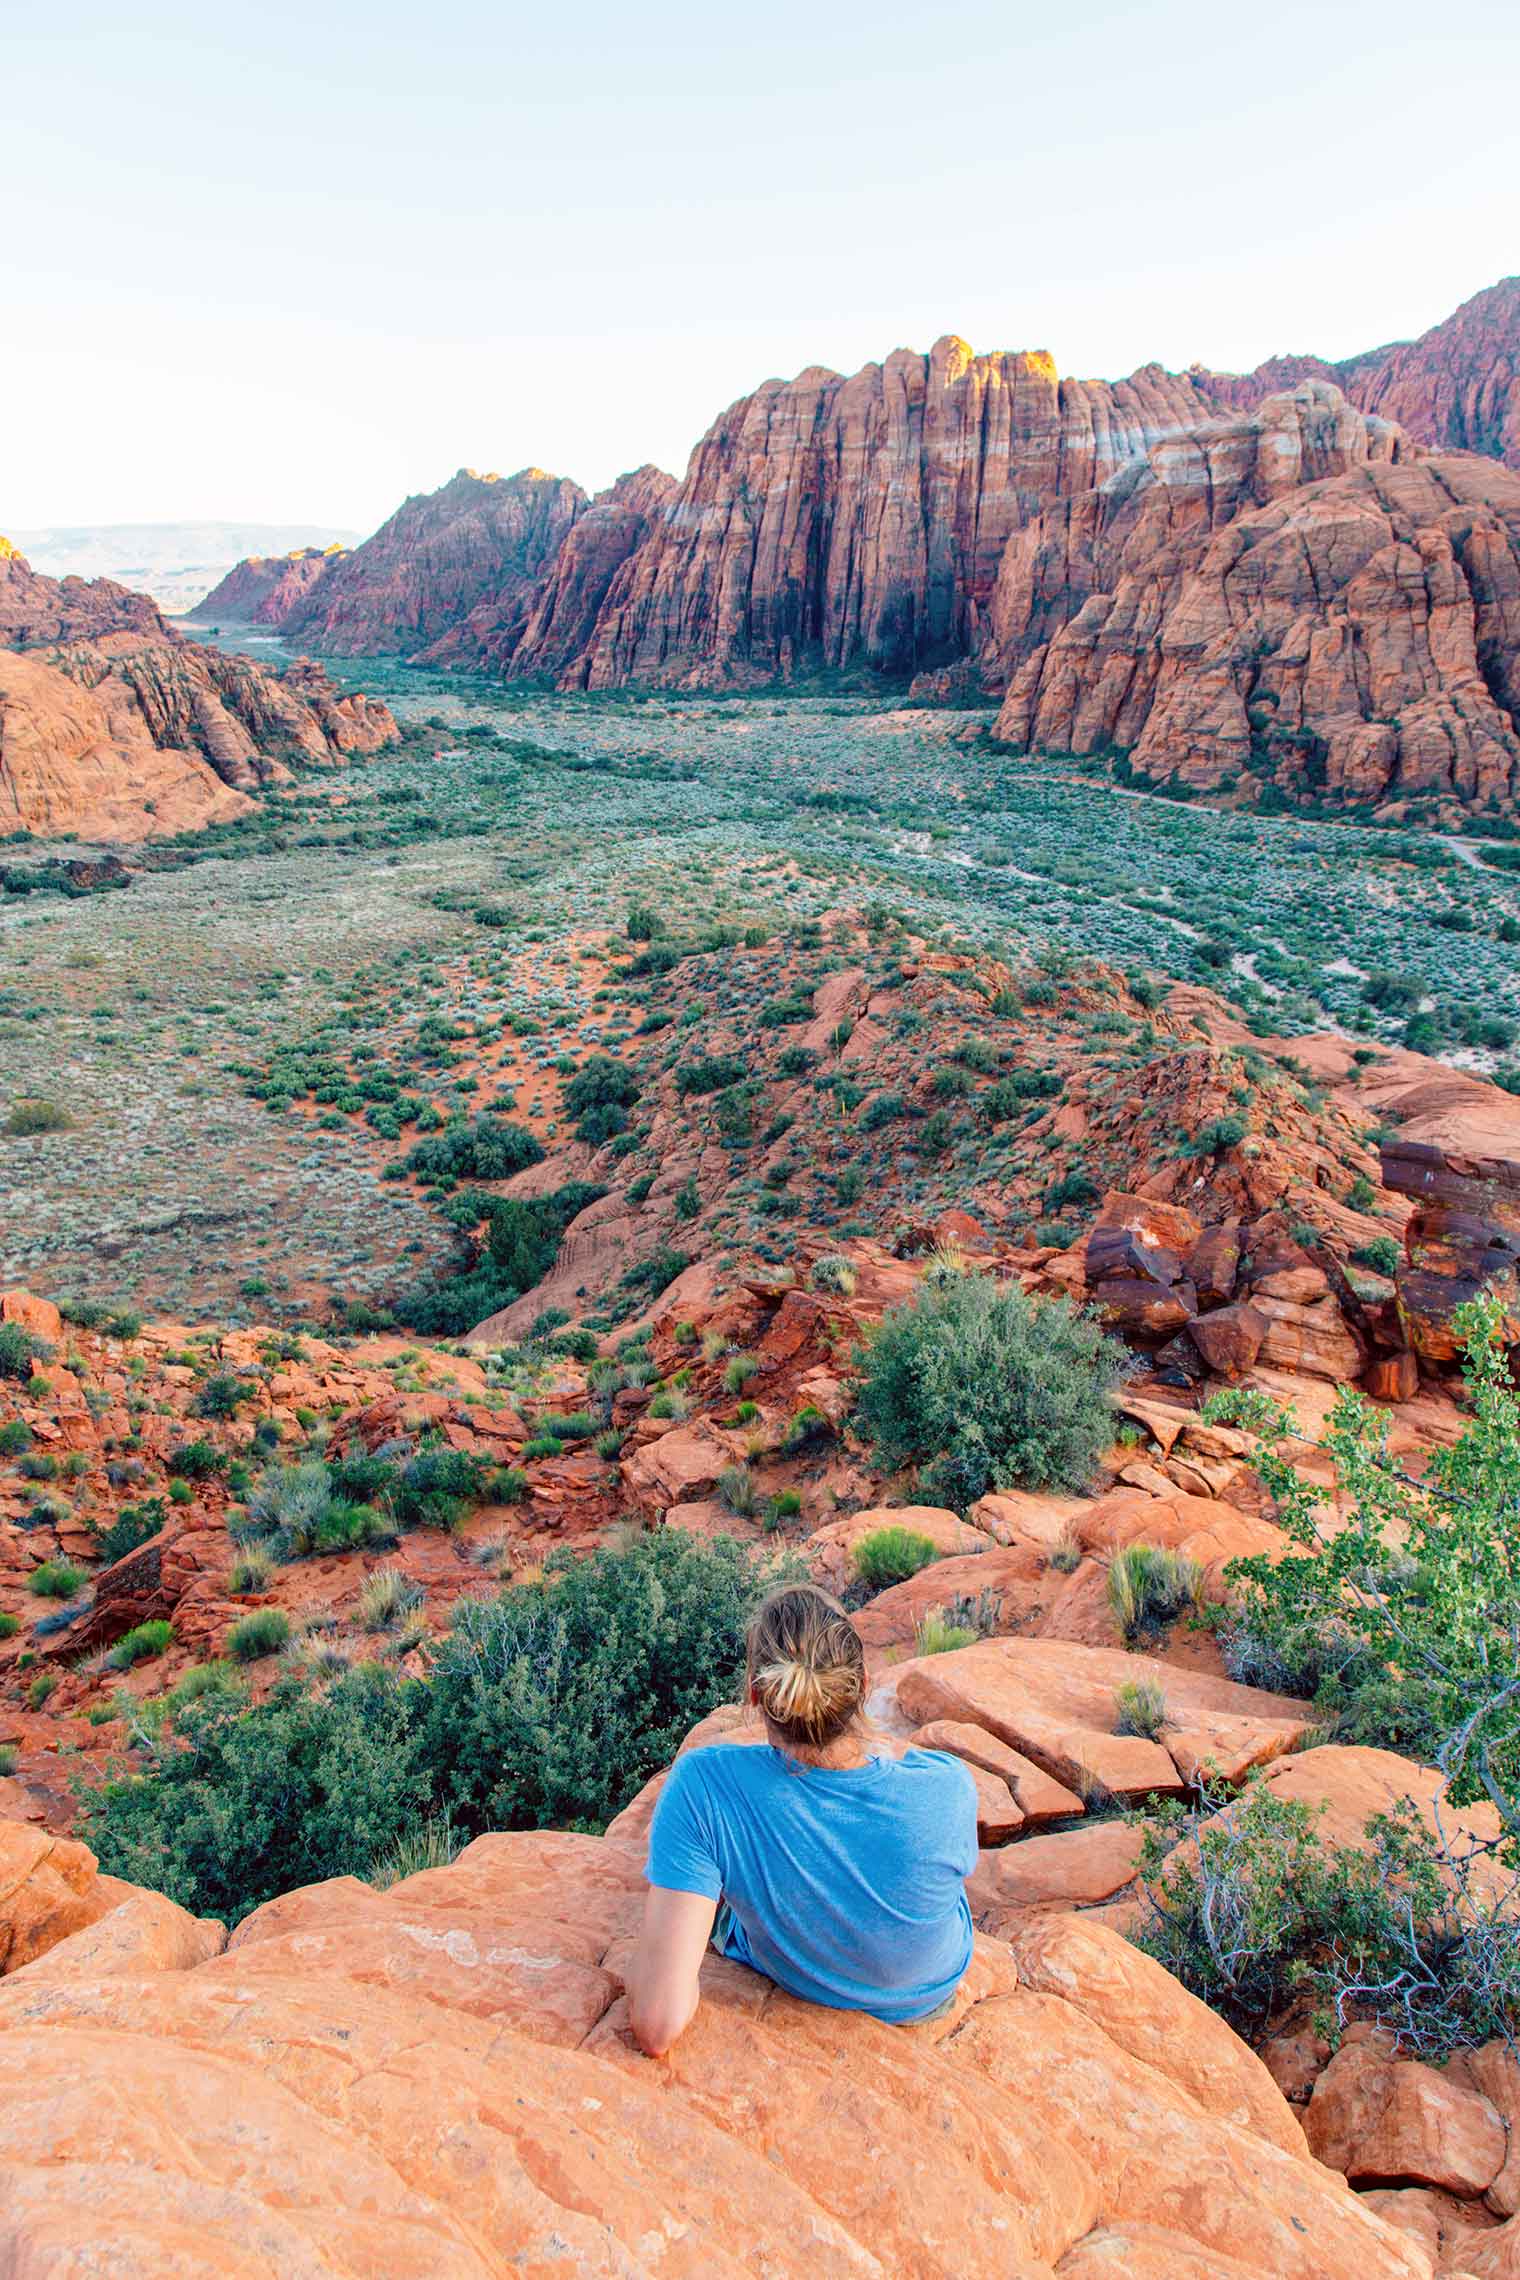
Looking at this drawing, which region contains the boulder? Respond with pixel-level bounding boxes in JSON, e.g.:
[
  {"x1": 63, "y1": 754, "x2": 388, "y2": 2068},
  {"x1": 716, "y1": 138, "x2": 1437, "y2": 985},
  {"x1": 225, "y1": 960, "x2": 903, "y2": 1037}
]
[
  {"x1": 0, "y1": 1823, "x2": 113, "y2": 1975},
  {"x1": 1306, "y1": 2040, "x2": 1507, "y2": 2196},
  {"x1": 1187, "y1": 1300, "x2": 1268, "y2": 1378},
  {"x1": 908, "y1": 1718, "x2": 1084, "y2": 1823}
]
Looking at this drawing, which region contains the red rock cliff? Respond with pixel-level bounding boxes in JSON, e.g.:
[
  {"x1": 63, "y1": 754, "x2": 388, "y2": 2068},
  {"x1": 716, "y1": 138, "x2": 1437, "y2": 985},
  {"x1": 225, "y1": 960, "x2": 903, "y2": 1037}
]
[
  {"x1": 187, "y1": 544, "x2": 349, "y2": 628},
  {"x1": 282, "y1": 467, "x2": 586, "y2": 657},
  {"x1": 0, "y1": 549, "x2": 398, "y2": 841},
  {"x1": 990, "y1": 385, "x2": 1520, "y2": 813},
  {"x1": 1187, "y1": 276, "x2": 1520, "y2": 470}
]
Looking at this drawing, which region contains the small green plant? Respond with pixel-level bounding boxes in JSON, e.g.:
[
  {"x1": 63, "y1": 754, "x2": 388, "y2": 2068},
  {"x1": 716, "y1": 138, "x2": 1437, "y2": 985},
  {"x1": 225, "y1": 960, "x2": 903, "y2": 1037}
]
[
  {"x1": 28, "y1": 1559, "x2": 87, "y2": 1599},
  {"x1": 723, "y1": 1353, "x2": 760, "y2": 1394},
  {"x1": 809, "y1": 1255, "x2": 857, "y2": 1296},
  {"x1": 716, "y1": 1463, "x2": 758, "y2": 1516},
  {"x1": 227, "y1": 1608, "x2": 291, "y2": 1662},
  {"x1": 1351, "y1": 1235, "x2": 1402, "y2": 1278},
  {"x1": 27, "y1": 1673, "x2": 58, "y2": 1709},
  {"x1": 0, "y1": 1418, "x2": 33, "y2": 1455},
  {"x1": 0, "y1": 1612, "x2": 21, "y2": 1640},
  {"x1": 107, "y1": 1619, "x2": 174, "y2": 1670},
  {"x1": 1106, "y1": 1544, "x2": 1202, "y2": 1641},
  {"x1": 227, "y1": 1547, "x2": 274, "y2": 1594},
  {"x1": 0, "y1": 1743, "x2": 17, "y2": 1775},
  {"x1": 914, "y1": 1609, "x2": 977, "y2": 1655},
  {"x1": 356, "y1": 1565, "x2": 424, "y2": 1633},
  {"x1": 853, "y1": 1526, "x2": 941, "y2": 1590},
  {"x1": 368, "y1": 1810, "x2": 464, "y2": 1889},
  {"x1": 1113, "y1": 1676, "x2": 1168, "y2": 1738}
]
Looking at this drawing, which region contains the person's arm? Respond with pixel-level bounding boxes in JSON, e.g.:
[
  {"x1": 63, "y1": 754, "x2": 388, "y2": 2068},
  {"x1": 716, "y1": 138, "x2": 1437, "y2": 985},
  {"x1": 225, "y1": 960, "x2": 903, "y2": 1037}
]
[{"x1": 626, "y1": 1883, "x2": 718, "y2": 2057}]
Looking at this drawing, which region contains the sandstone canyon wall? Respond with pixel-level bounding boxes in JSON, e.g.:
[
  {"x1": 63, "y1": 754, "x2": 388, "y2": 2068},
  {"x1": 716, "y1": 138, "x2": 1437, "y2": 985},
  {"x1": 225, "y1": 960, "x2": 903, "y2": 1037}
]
[
  {"x1": 186, "y1": 543, "x2": 349, "y2": 627},
  {"x1": 989, "y1": 385, "x2": 1520, "y2": 811},
  {"x1": 197, "y1": 467, "x2": 589, "y2": 659},
  {"x1": 0, "y1": 549, "x2": 398, "y2": 841},
  {"x1": 185, "y1": 277, "x2": 1520, "y2": 810}
]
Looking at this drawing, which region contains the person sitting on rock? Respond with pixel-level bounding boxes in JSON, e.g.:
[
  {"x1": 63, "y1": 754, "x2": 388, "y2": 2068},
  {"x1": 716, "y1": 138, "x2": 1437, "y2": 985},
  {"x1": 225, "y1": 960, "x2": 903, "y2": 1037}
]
[{"x1": 627, "y1": 1580, "x2": 978, "y2": 2056}]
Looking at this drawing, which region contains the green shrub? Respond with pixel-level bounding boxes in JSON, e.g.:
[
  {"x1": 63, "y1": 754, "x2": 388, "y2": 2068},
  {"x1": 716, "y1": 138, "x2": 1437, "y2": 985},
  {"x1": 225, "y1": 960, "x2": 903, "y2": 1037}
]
[
  {"x1": 3, "y1": 1098, "x2": 72, "y2": 1136},
  {"x1": 1352, "y1": 1236, "x2": 1401, "y2": 1277},
  {"x1": 563, "y1": 1055, "x2": 640, "y2": 1142},
  {"x1": 419, "y1": 1531, "x2": 791, "y2": 1836},
  {"x1": 1113, "y1": 1676, "x2": 1168, "y2": 1738},
  {"x1": 1106, "y1": 1545, "x2": 1201, "y2": 1642},
  {"x1": 393, "y1": 1448, "x2": 493, "y2": 1531},
  {"x1": 853, "y1": 1526, "x2": 941, "y2": 1590},
  {"x1": 0, "y1": 1418, "x2": 33, "y2": 1455},
  {"x1": 1211, "y1": 1295, "x2": 1520, "y2": 1850},
  {"x1": 227, "y1": 1608, "x2": 291, "y2": 1662},
  {"x1": 0, "y1": 1612, "x2": 21, "y2": 1640},
  {"x1": 28, "y1": 1559, "x2": 87, "y2": 1599},
  {"x1": 675, "y1": 1054, "x2": 746, "y2": 1097},
  {"x1": 193, "y1": 1372, "x2": 250, "y2": 1419},
  {"x1": 227, "y1": 1547, "x2": 274, "y2": 1594},
  {"x1": 856, "y1": 1272, "x2": 1124, "y2": 1502},
  {"x1": 94, "y1": 1499, "x2": 166, "y2": 1564},
  {"x1": 1134, "y1": 1781, "x2": 1520, "y2": 2053},
  {"x1": 809, "y1": 1255, "x2": 856, "y2": 1296},
  {"x1": 357, "y1": 1565, "x2": 424, "y2": 1632},
  {"x1": 402, "y1": 1115, "x2": 544, "y2": 1184},
  {"x1": 81, "y1": 1666, "x2": 424, "y2": 1924},
  {"x1": 723, "y1": 1353, "x2": 759, "y2": 1394},
  {"x1": 107, "y1": 1619, "x2": 174, "y2": 1670},
  {"x1": 914, "y1": 1610, "x2": 976, "y2": 1655},
  {"x1": 0, "y1": 1322, "x2": 48, "y2": 1381},
  {"x1": 167, "y1": 1439, "x2": 223, "y2": 1480}
]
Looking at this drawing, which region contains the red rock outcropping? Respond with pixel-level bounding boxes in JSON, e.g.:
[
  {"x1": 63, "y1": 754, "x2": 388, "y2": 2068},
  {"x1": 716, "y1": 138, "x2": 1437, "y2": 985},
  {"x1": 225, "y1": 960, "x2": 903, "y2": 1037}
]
[
  {"x1": 186, "y1": 543, "x2": 348, "y2": 627},
  {"x1": 221, "y1": 467, "x2": 590, "y2": 658},
  {"x1": 1191, "y1": 276, "x2": 1520, "y2": 471},
  {"x1": 0, "y1": 549, "x2": 398, "y2": 840},
  {"x1": 990, "y1": 386, "x2": 1520, "y2": 812},
  {"x1": 0, "y1": 1812, "x2": 1433, "y2": 2278}
]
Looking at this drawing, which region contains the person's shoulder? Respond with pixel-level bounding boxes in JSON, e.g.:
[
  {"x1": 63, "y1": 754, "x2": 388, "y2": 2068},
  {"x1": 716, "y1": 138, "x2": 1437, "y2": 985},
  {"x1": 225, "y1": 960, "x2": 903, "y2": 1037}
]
[
  {"x1": 667, "y1": 1739, "x2": 772, "y2": 1795},
  {"x1": 898, "y1": 1744, "x2": 978, "y2": 1796}
]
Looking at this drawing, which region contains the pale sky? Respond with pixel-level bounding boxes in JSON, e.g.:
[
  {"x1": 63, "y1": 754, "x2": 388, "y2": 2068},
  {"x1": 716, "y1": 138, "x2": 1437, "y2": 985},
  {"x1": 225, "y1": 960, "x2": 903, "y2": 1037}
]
[{"x1": 7, "y1": 0, "x2": 1517, "y2": 536}]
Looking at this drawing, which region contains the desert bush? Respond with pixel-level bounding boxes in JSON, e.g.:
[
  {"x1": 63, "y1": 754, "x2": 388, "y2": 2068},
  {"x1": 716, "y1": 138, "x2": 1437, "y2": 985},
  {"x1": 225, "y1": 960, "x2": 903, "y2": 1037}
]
[
  {"x1": 853, "y1": 1526, "x2": 941, "y2": 1590},
  {"x1": 675, "y1": 1053, "x2": 746, "y2": 1097},
  {"x1": 419, "y1": 1531, "x2": 792, "y2": 1835},
  {"x1": 1210, "y1": 1296, "x2": 1520, "y2": 1857},
  {"x1": 0, "y1": 1417, "x2": 32, "y2": 1454},
  {"x1": 0, "y1": 1322, "x2": 48, "y2": 1381},
  {"x1": 563, "y1": 1055, "x2": 640, "y2": 1142},
  {"x1": 1106, "y1": 1544, "x2": 1202, "y2": 1641},
  {"x1": 227, "y1": 1608, "x2": 291, "y2": 1662},
  {"x1": 715, "y1": 1463, "x2": 758, "y2": 1516},
  {"x1": 809, "y1": 1255, "x2": 856, "y2": 1296},
  {"x1": 3, "y1": 1098, "x2": 72, "y2": 1137},
  {"x1": 29, "y1": 1559, "x2": 87, "y2": 1598},
  {"x1": 94, "y1": 1499, "x2": 165, "y2": 1564},
  {"x1": 193, "y1": 1372, "x2": 250, "y2": 1419},
  {"x1": 1133, "y1": 1780, "x2": 1520, "y2": 2054},
  {"x1": 1352, "y1": 1236, "x2": 1401, "y2": 1277},
  {"x1": 368, "y1": 1810, "x2": 464, "y2": 1889},
  {"x1": 856, "y1": 1271, "x2": 1124, "y2": 1502},
  {"x1": 402, "y1": 1115, "x2": 544, "y2": 1184},
  {"x1": 0, "y1": 1613, "x2": 20, "y2": 1640}
]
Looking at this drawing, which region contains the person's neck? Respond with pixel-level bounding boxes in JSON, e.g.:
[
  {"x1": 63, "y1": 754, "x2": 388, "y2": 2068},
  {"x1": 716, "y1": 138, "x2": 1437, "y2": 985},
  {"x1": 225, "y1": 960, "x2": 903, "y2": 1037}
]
[{"x1": 772, "y1": 1729, "x2": 870, "y2": 1771}]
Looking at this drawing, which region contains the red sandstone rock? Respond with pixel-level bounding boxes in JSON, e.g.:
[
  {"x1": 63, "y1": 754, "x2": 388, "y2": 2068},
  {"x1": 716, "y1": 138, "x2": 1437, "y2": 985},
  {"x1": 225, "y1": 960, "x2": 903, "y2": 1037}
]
[
  {"x1": 1306, "y1": 2040, "x2": 1507, "y2": 2196},
  {"x1": 0, "y1": 1820, "x2": 1427, "y2": 2278},
  {"x1": 0, "y1": 1823, "x2": 113, "y2": 1974},
  {"x1": 0, "y1": 551, "x2": 397, "y2": 840},
  {"x1": 992, "y1": 387, "x2": 1520, "y2": 813},
  {"x1": 281, "y1": 467, "x2": 586, "y2": 658},
  {"x1": 1193, "y1": 275, "x2": 1520, "y2": 471},
  {"x1": 187, "y1": 543, "x2": 348, "y2": 628}
]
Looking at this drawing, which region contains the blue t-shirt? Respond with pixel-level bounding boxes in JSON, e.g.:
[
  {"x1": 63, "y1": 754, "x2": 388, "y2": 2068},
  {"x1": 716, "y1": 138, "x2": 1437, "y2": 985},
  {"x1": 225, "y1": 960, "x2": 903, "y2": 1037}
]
[{"x1": 646, "y1": 1741, "x2": 977, "y2": 2023}]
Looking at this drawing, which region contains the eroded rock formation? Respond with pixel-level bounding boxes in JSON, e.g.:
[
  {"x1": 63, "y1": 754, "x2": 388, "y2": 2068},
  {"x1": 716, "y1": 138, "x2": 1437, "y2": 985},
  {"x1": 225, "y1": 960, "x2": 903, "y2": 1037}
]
[
  {"x1": 0, "y1": 548, "x2": 398, "y2": 840},
  {"x1": 185, "y1": 543, "x2": 348, "y2": 627},
  {"x1": 235, "y1": 467, "x2": 589, "y2": 658},
  {"x1": 1191, "y1": 276, "x2": 1520, "y2": 471},
  {"x1": 990, "y1": 387, "x2": 1520, "y2": 811}
]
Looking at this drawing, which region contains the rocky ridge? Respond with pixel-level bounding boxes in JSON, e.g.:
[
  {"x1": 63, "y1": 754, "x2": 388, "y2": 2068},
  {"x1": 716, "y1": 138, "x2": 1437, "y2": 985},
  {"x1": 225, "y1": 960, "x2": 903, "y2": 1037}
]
[
  {"x1": 184, "y1": 279, "x2": 1520, "y2": 816},
  {"x1": 0, "y1": 548, "x2": 399, "y2": 839}
]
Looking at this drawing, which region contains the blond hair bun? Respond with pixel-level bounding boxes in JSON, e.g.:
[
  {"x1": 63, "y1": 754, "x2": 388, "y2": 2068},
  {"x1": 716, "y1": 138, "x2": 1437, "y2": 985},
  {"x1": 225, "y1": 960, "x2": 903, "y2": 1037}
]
[{"x1": 747, "y1": 1584, "x2": 865, "y2": 1748}]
